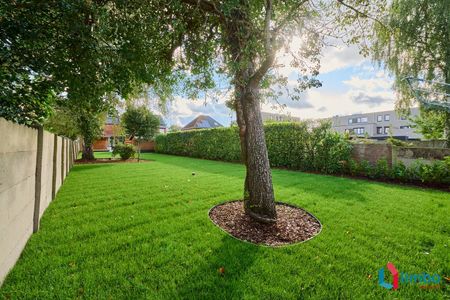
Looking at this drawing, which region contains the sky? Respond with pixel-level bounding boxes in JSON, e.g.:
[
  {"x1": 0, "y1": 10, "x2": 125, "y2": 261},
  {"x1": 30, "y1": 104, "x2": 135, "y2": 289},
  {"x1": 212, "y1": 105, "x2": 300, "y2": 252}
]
[{"x1": 162, "y1": 42, "x2": 398, "y2": 128}]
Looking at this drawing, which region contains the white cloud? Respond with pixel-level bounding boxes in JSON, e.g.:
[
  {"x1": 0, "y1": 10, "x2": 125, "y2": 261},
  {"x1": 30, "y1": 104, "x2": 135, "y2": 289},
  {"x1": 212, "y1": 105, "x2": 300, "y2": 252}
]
[
  {"x1": 319, "y1": 44, "x2": 366, "y2": 74},
  {"x1": 343, "y1": 75, "x2": 392, "y2": 91}
]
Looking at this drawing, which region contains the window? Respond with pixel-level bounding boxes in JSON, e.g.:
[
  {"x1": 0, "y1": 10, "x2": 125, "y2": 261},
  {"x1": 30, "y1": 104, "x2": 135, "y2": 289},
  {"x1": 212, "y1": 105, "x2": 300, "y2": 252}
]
[
  {"x1": 384, "y1": 114, "x2": 390, "y2": 121},
  {"x1": 384, "y1": 126, "x2": 390, "y2": 134},
  {"x1": 354, "y1": 127, "x2": 365, "y2": 135},
  {"x1": 400, "y1": 125, "x2": 410, "y2": 129},
  {"x1": 377, "y1": 115, "x2": 382, "y2": 122},
  {"x1": 349, "y1": 117, "x2": 368, "y2": 124},
  {"x1": 376, "y1": 127, "x2": 383, "y2": 134},
  {"x1": 358, "y1": 117, "x2": 368, "y2": 123}
]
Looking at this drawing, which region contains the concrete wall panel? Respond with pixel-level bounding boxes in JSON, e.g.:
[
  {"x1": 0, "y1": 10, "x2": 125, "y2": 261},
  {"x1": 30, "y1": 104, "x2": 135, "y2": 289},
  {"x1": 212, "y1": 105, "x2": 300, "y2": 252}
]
[
  {"x1": 0, "y1": 118, "x2": 76, "y2": 285},
  {"x1": 39, "y1": 132, "x2": 55, "y2": 217}
]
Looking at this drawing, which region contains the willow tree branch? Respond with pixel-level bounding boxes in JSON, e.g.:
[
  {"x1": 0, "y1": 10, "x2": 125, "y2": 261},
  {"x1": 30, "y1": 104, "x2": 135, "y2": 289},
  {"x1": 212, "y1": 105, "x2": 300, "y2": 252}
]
[{"x1": 337, "y1": 0, "x2": 390, "y2": 32}]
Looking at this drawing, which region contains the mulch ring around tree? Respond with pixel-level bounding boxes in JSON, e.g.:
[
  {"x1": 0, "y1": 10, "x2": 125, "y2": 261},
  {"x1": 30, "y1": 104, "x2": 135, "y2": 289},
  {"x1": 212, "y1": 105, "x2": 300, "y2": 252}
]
[
  {"x1": 209, "y1": 200, "x2": 321, "y2": 247},
  {"x1": 75, "y1": 158, "x2": 151, "y2": 164}
]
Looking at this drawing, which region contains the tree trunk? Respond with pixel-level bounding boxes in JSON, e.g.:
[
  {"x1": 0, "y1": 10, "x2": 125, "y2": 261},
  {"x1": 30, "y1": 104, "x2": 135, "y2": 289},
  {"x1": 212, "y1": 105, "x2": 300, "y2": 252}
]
[
  {"x1": 238, "y1": 83, "x2": 276, "y2": 222},
  {"x1": 137, "y1": 140, "x2": 141, "y2": 162},
  {"x1": 226, "y1": 4, "x2": 276, "y2": 222},
  {"x1": 234, "y1": 90, "x2": 250, "y2": 203},
  {"x1": 444, "y1": 112, "x2": 450, "y2": 148},
  {"x1": 82, "y1": 143, "x2": 95, "y2": 160},
  {"x1": 234, "y1": 71, "x2": 276, "y2": 222},
  {"x1": 445, "y1": 69, "x2": 450, "y2": 148}
]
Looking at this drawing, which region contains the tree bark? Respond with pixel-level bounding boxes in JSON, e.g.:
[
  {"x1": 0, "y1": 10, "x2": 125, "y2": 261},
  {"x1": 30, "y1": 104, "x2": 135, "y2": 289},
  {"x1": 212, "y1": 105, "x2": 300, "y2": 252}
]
[
  {"x1": 238, "y1": 83, "x2": 276, "y2": 222},
  {"x1": 137, "y1": 140, "x2": 141, "y2": 162},
  {"x1": 233, "y1": 66, "x2": 276, "y2": 222},
  {"x1": 445, "y1": 69, "x2": 450, "y2": 148},
  {"x1": 225, "y1": 3, "x2": 277, "y2": 222},
  {"x1": 82, "y1": 143, "x2": 95, "y2": 160}
]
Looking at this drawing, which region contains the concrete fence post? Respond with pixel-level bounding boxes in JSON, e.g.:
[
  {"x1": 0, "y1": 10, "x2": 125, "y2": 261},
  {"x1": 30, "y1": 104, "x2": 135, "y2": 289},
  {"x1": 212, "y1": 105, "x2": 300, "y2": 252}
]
[
  {"x1": 69, "y1": 141, "x2": 72, "y2": 170},
  {"x1": 65, "y1": 139, "x2": 68, "y2": 176},
  {"x1": 33, "y1": 127, "x2": 44, "y2": 233},
  {"x1": 51, "y1": 134, "x2": 58, "y2": 199},
  {"x1": 61, "y1": 138, "x2": 65, "y2": 184}
]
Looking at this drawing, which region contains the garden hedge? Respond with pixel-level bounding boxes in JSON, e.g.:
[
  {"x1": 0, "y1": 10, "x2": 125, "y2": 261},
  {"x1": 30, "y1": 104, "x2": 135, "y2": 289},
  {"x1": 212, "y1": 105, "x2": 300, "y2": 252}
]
[
  {"x1": 155, "y1": 122, "x2": 450, "y2": 188},
  {"x1": 155, "y1": 122, "x2": 352, "y2": 174}
]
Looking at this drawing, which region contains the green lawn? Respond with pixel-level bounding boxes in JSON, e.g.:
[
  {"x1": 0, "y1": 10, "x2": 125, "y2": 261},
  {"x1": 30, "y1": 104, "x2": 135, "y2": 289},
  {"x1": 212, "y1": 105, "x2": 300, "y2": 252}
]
[{"x1": 1, "y1": 153, "x2": 448, "y2": 299}]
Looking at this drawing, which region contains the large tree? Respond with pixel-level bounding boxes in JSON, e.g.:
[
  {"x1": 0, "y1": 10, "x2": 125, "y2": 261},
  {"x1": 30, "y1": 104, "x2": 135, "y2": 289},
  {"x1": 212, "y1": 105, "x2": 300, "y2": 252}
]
[
  {"x1": 371, "y1": 0, "x2": 450, "y2": 145},
  {"x1": 128, "y1": 0, "x2": 383, "y2": 222},
  {"x1": 1, "y1": 0, "x2": 382, "y2": 221}
]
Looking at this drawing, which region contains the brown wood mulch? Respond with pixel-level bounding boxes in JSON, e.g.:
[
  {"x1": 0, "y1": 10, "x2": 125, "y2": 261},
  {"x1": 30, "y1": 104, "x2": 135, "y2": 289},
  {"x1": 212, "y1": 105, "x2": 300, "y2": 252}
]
[
  {"x1": 75, "y1": 158, "x2": 150, "y2": 164},
  {"x1": 209, "y1": 201, "x2": 321, "y2": 246}
]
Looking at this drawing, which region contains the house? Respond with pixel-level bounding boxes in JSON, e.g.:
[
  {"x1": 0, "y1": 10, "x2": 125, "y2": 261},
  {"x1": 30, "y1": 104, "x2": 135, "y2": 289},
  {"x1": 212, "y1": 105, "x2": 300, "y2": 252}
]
[
  {"x1": 157, "y1": 116, "x2": 167, "y2": 134},
  {"x1": 182, "y1": 115, "x2": 223, "y2": 131},
  {"x1": 331, "y1": 107, "x2": 422, "y2": 140},
  {"x1": 261, "y1": 111, "x2": 301, "y2": 123},
  {"x1": 93, "y1": 115, "x2": 167, "y2": 151},
  {"x1": 93, "y1": 116, "x2": 121, "y2": 151}
]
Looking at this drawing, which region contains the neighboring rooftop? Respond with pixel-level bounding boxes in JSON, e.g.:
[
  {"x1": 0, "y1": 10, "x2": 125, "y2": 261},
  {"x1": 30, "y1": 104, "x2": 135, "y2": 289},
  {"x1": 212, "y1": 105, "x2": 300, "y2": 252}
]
[{"x1": 182, "y1": 115, "x2": 223, "y2": 131}]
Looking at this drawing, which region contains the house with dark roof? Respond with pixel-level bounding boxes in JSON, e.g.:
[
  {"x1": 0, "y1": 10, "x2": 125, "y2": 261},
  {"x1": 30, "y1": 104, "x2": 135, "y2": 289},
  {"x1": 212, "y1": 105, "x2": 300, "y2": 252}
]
[{"x1": 182, "y1": 115, "x2": 223, "y2": 131}]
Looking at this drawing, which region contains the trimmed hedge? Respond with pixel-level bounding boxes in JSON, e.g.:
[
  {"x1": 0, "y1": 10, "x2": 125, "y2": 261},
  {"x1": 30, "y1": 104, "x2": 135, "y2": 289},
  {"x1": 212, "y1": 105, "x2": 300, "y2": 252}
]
[
  {"x1": 155, "y1": 122, "x2": 352, "y2": 174},
  {"x1": 155, "y1": 122, "x2": 450, "y2": 188}
]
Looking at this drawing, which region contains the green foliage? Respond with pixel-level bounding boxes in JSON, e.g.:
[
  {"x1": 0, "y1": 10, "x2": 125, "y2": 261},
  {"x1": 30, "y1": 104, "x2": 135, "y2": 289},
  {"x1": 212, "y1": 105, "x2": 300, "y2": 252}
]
[
  {"x1": 155, "y1": 127, "x2": 241, "y2": 162},
  {"x1": 348, "y1": 158, "x2": 450, "y2": 186},
  {"x1": 155, "y1": 122, "x2": 352, "y2": 174},
  {"x1": 112, "y1": 143, "x2": 136, "y2": 160},
  {"x1": 121, "y1": 106, "x2": 160, "y2": 142},
  {"x1": 372, "y1": 0, "x2": 450, "y2": 111},
  {"x1": 0, "y1": 74, "x2": 55, "y2": 127},
  {"x1": 410, "y1": 109, "x2": 446, "y2": 140},
  {"x1": 44, "y1": 106, "x2": 80, "y2": 139}
]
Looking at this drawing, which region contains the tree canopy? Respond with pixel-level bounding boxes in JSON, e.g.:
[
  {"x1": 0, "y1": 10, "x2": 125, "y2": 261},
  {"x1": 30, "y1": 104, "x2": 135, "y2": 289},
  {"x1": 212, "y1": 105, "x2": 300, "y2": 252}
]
[{"x1": 1, "y1": 0, "x2": 387, "y2": 220}]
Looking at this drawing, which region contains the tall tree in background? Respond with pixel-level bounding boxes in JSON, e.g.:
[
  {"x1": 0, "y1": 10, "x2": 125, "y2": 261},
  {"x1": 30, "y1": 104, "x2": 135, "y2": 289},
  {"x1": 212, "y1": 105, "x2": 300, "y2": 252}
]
[
  {"x1": 371, "y1": 0, "x2": 450, "y2": 146},
  {"x1": 122, "y1": 106, "x2": 160, "y2": 162}
]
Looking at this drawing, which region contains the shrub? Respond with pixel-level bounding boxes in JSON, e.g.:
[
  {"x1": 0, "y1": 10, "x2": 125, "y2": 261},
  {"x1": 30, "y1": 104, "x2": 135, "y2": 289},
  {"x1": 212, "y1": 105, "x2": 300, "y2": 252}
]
[
  {"x1": 112, "y1": 143, "x2": 136, "y2": 160},
  {"x1": 374, "y1": 158, "x2": 390, "y2": 179},
  {"x1": 155, "y1": 121, "x2": 352, "y2": 174},
  {"x1": 391, "y1": 161, "x2": 407, "y2": 180},
  {"x1": 345, "y1": 158, "x2": 449, "y2": 187}
]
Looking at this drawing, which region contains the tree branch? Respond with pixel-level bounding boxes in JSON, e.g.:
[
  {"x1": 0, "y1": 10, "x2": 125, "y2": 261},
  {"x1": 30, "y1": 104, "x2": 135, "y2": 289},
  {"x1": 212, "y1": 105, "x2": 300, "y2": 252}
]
[
  {"x1": 179, "y1": 0, "x2": 226, "y2": 24},
  {"x1": 337, "y1": 0, "x2": 390, "y2": 32},
  {"x1": 272, "y1": 0, "x2": 309, "y2": 34}
]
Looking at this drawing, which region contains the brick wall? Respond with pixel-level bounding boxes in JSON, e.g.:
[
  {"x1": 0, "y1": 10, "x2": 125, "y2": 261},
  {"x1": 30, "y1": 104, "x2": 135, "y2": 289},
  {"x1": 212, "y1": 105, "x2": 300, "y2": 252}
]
[{"x1": 351, "y1": 144, "x2": 393, "y2": 166}]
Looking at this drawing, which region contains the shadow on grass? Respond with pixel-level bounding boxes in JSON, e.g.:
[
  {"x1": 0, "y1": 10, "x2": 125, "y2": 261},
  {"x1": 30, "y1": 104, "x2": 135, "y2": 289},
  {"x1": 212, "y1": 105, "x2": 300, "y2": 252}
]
[{"x1": 175, "y1": 235, "x2": 261, "y2": 299}]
